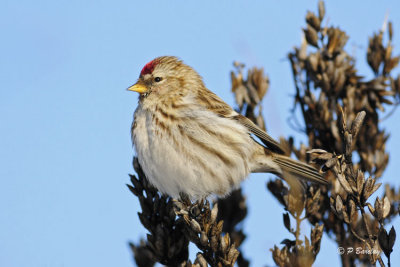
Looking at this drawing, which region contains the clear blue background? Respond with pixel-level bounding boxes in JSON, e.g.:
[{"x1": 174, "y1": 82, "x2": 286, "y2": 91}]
[{"x1": 1, "y1": 1, "x2": 399, "y2": 266}]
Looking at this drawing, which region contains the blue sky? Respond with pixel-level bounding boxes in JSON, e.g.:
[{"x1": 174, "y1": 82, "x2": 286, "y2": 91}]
[{"x1": 1, "y1": 0, "x2": 399, "y2": 266}]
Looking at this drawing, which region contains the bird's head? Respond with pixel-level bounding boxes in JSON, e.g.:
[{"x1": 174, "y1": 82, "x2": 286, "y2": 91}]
[{"x1": 127, "y1": 56, "x2": 204, "y2": 98}]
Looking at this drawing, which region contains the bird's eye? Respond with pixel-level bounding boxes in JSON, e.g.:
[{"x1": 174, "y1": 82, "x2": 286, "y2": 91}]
[{"x1": 154, "y1": 77, "x2": 162, "y2": 82}]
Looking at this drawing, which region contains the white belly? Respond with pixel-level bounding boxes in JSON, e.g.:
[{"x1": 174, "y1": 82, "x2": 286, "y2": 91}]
[{"x1": 132, "y1": 106, "x2": 255, "y2": 199}]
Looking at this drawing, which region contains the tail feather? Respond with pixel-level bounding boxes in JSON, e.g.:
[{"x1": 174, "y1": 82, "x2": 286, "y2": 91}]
[{"x1": 273, "y1": 155, "x2": 328, "y2": 185}]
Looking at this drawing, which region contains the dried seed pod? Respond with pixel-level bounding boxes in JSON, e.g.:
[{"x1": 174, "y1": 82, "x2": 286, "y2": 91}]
[
  {"x1": 190, "y1": 219, "x2": 202, "y2": 233},
  {"x1": 356, "y1": 170, "x2": 365, "y2": 196},
  {"x1": 128, "y1": 174, "x2": 143, "y2": 194},
  {"x1": 335, "y1": 195, "x2": 344, "y2": 215},
  {"x1": 367, "y1": 202, "x2": 375, "y2": 215},
  {"x1": 383, "y1": 196, "x2": 391, "y2": 219},
  {"x1": 227, "y1": 245, "x2": 239, "y2": 265},
  {"x1": 220, "y1": 233, "x2": 228, "y2": 253},
  {"x1": 342, "y1": 209, "x2": 350, "y2": 224},
  {"x1": 311, "y1": 224, "x2": 324, "y2": 254},
  {"x1": 363, "y1": 177, "x2": 381, "y2": 201},
  {"x1": 348, "y1": 199, "x2": 357, "y2": 222},
  {"x1": 333, "y1": 68, "x2": 346, "y2": 93},
  {"x1": 308, "y1": 53, "x2": 319, "y2": 72},
  {"x1": 337, "y1": 173, "x2": 353, "y2": 195},
  {"x1": 304, "y1": 25, "x2": 319, "y2": 48},
  {"x1": 216, "y1": 220, "x2": 224, "y2": 236},
  {"x1": 374, "y1": 196, "x2": 384, "y2": 220},
  {"x1": 324, "y1": 156, "x2": 338, "y2": 169},
  {"x1": 307, "y1": 148, "x2": 328, "y2": 154},
  {"x1": 224, "y1": 234, "x2": 231, "y2": 248},
  {"x1": 351, "y1": 111, "x2": 366, "y2": 138},
  {"x1": 367, "y1": 32, "x2": 384, "y2": 74},
  {"x1": 384, "y1": 55, "x2": 400, "y2": 74},
  {"x1": 200, "y1": 232, "x2": 208, "y2": 247},
  {"x1": 283, "y1": 212, "x2": 291, "y2": 232},
  {"x1": 194, "y1": 253, "x2": 208, "y2": 267},
  {"x1": 190, "y1": 205, "x2": 201, "y2": 218},
  {"x1": 321, "y1": 73, "x2": 330, "y2": 91},
  {"x1": 306, "y1": 11, "x2": 321, "y2": 31},
  {"x1": 210, "y1": 203, "x2": 218, "y2": 224},
  {"x1": 210, "y1": 235, "x2": 218, "y2": 251},
  {"x1": 378, "y1": 226, "x2": 396, "y2": 259},
  {"x1": 330, "y1": 197, "x2": 337, "y2": 215},
  {"x1": 344, "y1": 131, "x2": 353, "y2": 157},
  {"x1": 318, "y1": 0, "x2": 325, "y2": 21}
]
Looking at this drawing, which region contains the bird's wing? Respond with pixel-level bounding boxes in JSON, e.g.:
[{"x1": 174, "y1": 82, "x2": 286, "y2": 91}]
[
  {"x1": 195, "y1": 90, "x2": 286, "y2": 154},
  {"x1": 232, "y1": 114, "x2": 286, "y2": 154},
  {"x1": 195, "y1": 89, "x2": 235, "y2": 117}
]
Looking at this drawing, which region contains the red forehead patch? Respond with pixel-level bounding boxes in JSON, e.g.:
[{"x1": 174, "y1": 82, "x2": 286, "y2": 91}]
[{"x1": 140, "y1": 59, "x2": 158, "y2": 76}]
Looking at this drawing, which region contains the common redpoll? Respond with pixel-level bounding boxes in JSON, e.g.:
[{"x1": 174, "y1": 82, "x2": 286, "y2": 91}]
[{"x1": 129, "y1": 56, "x2": 327, "y2": 199}]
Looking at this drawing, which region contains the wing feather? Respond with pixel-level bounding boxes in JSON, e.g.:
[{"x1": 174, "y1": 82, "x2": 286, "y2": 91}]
[
  {"x1": 232, "y1": 115, "x2": 286, "y2": 154},
  {"x1": 194, "y1": 89, "x2": 285, "y2": 154}
]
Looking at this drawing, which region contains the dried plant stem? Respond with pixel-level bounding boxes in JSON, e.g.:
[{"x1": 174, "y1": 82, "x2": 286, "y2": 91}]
[
  {"x1": 295, "y1": 212, "x2": 302, "y2": 246},
  {"x1": 378, "y1": 256, "x2": 386, "y2": 267},
  {"x1": 349, "y1": 227, "x2": 366, "y2": 244},
  {"x1": 289, "y1": 54, "x2": 309, "y2": 134},
  {"x1": 380, "y1": 101, "x2": 399, "y2": 122}
]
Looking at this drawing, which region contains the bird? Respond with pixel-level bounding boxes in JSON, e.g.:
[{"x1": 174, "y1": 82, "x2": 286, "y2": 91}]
[{"x1": 128, "y1": 56, "x2": 327, "y2": 200}]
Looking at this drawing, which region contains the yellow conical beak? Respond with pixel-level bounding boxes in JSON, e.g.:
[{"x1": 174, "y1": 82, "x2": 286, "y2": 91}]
[{"x1": 127, "y1": 82, "x2": 148, "y2": 94}]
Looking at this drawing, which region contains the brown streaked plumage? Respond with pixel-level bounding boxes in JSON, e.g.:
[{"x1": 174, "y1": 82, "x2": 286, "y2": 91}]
[{"x1": 128, "y1": 56, "x2": 328, "y2": 199}]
